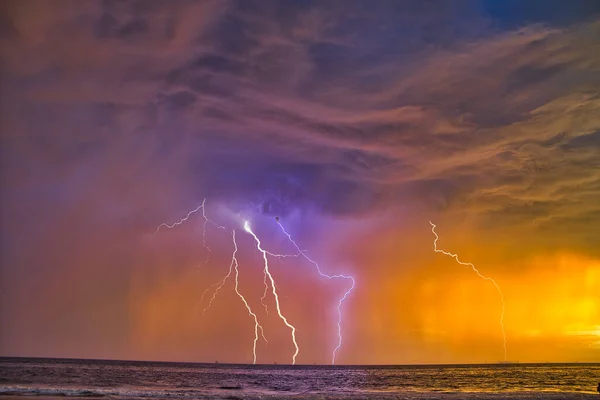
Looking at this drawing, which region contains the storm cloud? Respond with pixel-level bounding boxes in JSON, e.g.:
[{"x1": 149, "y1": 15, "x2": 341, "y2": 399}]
[{"x1": 1, "y1": 0, "x2": 599, "y2": 363}]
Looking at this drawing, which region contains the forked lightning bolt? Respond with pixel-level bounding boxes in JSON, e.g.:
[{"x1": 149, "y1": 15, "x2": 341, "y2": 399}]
[
  {"x1": 429, "y1": 221, "x2": 507, "y2": 360},
  {"x1": 274, "y1": 220, "x2": 355, "y2": 365},
  {"x1": 260, "y1": 249, "x2": 299, "y2": 315},
  {"x1": 154, "y1": 200, "x2": 265, "y2": 363},
  {"x1": 154, "y1": 201, "x2": 352, "y2": 364},
  {"x1": 231, "y1": 230, "x2": 268, "y2": 363},
  {"x1": 244, "y1": 221, "x2": 300, "y2": 365},
  {"x1": 201, "y1": 230, "x2": 267, "y2": 363}
]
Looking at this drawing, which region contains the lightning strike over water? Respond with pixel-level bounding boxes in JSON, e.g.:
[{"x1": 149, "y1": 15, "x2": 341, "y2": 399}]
[
  {"x1": 199, "y1": 230, "x2": 268, "y2": 346},
  {"x1": 429, "y1": 221, "x2": 507, "y2": 361},
  {"x1": 154, "y1": 202, "x2": 268, "y2": 364},
  {"x1": 274, "y1": 220, "x2": 355, "y2": 365},
  {"x1": 154, "y1": 201, "x2": 268, "y2": 364},
  {"x1": 154, "y1": 202, "x2": 353, "y2": 364},
  {"x1": 244, "y1": 221, "x2": 300, "y2": 365},
  {"x1": 231, "y1": 230, "x2": 268, "y2": 363},
  {"x1": 201, "y1": 230, "x2": 268, "y2": 363}
]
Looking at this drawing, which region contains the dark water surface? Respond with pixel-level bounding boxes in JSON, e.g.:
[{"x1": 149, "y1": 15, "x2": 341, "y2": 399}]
[{"x1": 1, "y1": 358, "x2": 598, "y2": 399}]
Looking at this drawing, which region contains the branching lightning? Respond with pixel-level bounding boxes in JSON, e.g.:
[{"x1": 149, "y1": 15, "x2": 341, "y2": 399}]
[
  {"x1": 274, "y1": 220, "x2": 355, "y2": 365},
  {"x1": 429, "y1": 221, "x2": 507, "y2": 360},
  {"x1": 231, "y1": 230, "x2": 268, "y2": 363},
  {"x1": 260, "y1": 250, "x2": 299, "y2": 315},
  {"x1": 244, "y1": 221, "x2": 300, "y2": 365},
  {"x1": 200, "y1": 230, "x2": 267, "y2": 363},
  {"x1": 154, "y1": 198, "x2": 223, "y2": 263},
  {"x1": 154, "y1": 200, "x2": 354, "y2": 365},
  {"x1": 154, "y1": 200, "x2": 266, "y2": 363}
]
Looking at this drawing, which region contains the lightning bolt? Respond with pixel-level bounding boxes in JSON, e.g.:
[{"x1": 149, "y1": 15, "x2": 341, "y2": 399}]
[
  {"x1": 244, "y1": 220, "x2": 300, "y2": 365},
  {"x1": 200, "y1": 230, "x2": 267, "y2": 363},
  {"x1": 231, "y1": 230, "x2": 268, "y2": 363},
  {"x1": 274, "y1": 220, "x2": 355, "y2": 365},
  {"x1": 154, "y1": 201, "x2": 354, "y2": 365},
  {"x1": 260, "y1": 250, "x2": 299, "y2": 315},
  {"x1": 153, "y1": 198, "x2": 223, "y2": 263},
  {"x1": 260, "y1": 269, "x2": 270, "y2": 315},
  {"x1": 153, "y1": 203, "x2": 204, "y2": 235},
  {"x1": 155, "y1": 201, "x2": 268, "y2": 364},
  {"x1": 429, "y1": 221, "x2": 507, "y2": 361},
  {"x1": 201, "y1": 261, "x2": 232, "y2": 314}
]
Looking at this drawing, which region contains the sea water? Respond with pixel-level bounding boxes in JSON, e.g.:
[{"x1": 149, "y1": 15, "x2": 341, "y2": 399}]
[{"x1": 1, "y1": 358, "x2": 598, "y2": 399}]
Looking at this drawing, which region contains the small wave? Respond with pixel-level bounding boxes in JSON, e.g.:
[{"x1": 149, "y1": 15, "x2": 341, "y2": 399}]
[
  {"x1": 0, "y1": 386, "x2": 106, "y2": 397},
  {"x1": 0, "y1": 384, "x2": 283, "y2": 399}
]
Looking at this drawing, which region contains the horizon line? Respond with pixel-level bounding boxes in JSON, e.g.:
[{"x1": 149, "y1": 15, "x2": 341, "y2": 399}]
[{"x1": 1, "y1": 355, "x2": 598, "y2": 367}]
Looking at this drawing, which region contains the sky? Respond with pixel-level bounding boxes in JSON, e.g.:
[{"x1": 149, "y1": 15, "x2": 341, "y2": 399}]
[{"x1": 1, "y1": 0, "x2": 599, "y2": 365}]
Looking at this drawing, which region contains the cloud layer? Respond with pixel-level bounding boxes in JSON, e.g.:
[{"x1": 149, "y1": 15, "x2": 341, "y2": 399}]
[{"x1": 1, "y1": 0, "x2": 599, "y2": 363}]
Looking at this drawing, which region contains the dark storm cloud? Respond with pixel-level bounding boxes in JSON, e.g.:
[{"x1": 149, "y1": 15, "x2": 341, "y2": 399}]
[{"x1": 1, "y1": 0, "x2": 599, "y2": 248}]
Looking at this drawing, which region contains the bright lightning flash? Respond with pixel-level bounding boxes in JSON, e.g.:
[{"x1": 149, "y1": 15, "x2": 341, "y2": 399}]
[
  {"x1": 155, "y1": 202, "x2": 349, "y2": 364},
  {"x1": 274, "y1": 220, "x2": 355, "y2": 365},
  {"x1": 260, "y1": 245, "x2": 299, "y2": 315},
  {"x1": 244, "y1": 220, "x2": 300, "y2": 365},
  {"x1": 200, "y1": 230, "x2": 267, "y2": 364},
  {"x1": 429, "y1": 221, "x2": 507, "y2": 360},
  {"x1": 231, "y1": 230, "x2": 268, "y2": 363},
  {"x1": 154, "y1": 200, "x2": 266, "y2": 364}
]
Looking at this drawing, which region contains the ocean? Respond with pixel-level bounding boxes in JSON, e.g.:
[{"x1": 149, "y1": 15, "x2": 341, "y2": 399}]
[{"x1": 0, "y1": 358, "x2": 598, "y2": 399}]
